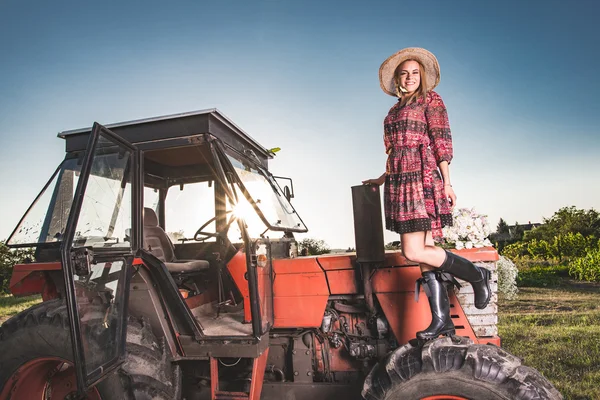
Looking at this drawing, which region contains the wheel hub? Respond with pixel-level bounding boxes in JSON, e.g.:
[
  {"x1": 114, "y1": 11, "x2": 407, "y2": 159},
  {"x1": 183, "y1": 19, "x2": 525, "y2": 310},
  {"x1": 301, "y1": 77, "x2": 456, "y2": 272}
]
[{"x1": 0, "y1": 358, "x2": 101, "y2": 400}]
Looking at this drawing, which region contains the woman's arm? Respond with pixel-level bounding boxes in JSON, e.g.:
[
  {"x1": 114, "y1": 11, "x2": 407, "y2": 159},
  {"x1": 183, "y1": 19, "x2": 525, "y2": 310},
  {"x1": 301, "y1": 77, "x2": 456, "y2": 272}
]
[
  {"x1": 438, "y1": 161, "x2": 456, "y2": 209},
  {"x1": 362, "y1": 173, "x2": 386, "y2": 186}
]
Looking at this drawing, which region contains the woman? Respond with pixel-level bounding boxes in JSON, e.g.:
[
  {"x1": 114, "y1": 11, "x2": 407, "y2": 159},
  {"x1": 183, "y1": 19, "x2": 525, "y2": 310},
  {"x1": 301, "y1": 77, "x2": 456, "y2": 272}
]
[{"x1": 363, "y1": 47, "x2": 491, "y2": 340}]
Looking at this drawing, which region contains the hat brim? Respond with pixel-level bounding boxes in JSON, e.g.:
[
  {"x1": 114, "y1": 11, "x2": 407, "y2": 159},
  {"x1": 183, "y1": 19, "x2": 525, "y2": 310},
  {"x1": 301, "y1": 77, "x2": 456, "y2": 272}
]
[{"x1": 379, "y1": 47, "x2": 440, "y2": 97}]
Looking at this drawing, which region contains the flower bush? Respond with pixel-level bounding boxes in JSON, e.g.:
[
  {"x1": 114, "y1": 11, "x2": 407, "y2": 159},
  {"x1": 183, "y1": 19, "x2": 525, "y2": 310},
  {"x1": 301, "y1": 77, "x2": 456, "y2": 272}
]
[
  {"x1": 441, "y1": 207, "x2": 493, "y2": 250},
  {"x1": 496, "y1": 255, "x2": 519, "y2": 299}
]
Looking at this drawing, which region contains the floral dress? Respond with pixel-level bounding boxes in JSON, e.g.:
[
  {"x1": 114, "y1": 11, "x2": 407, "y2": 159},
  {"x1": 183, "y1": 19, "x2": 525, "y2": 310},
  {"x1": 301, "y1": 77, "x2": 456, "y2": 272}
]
[{"x1": 383, "y1": 90, "x2": 454, "y2": 239}]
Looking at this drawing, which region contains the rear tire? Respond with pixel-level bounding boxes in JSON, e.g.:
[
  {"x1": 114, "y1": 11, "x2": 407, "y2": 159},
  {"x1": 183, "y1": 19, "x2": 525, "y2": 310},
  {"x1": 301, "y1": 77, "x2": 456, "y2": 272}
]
[
  {"x1": 0, "y1": 299, "x2": 181, "y2": 399},
  {"x1": 362, "y1": 336, "x2": 562, "y2": 400}
]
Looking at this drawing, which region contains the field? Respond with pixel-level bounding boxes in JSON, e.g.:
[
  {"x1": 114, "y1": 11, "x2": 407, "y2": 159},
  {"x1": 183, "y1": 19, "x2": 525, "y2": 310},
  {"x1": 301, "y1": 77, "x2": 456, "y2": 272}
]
[
  {"x1": 498, "y1": 279, "x2": 600, "y2": 400},
  {"x1": 0, "y1": 294, "x2": 41, "y2": 325}
]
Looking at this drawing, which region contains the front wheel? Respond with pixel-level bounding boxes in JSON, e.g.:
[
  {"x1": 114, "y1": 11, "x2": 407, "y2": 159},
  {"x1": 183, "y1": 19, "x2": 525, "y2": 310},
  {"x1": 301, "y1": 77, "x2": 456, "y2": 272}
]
[
  {"x1": 362, "y1": 336, "x2": 562, "y2": 400},
  {"x1": 0, "y1": 299, "x2": 180, "y2": 400}
]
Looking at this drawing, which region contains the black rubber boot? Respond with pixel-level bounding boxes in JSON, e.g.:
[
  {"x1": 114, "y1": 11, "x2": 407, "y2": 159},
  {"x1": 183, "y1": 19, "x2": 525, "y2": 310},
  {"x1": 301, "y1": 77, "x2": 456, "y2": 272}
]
[
  {"x1": 440, "y1": 250, "x2": 492, "y2": 309},
  {"x1": 416, "y1": 271, "x2": 455, "y2": 340}
]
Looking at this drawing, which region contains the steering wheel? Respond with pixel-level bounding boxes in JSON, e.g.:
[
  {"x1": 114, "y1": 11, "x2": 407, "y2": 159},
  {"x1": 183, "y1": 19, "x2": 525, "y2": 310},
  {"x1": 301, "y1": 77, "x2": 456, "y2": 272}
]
[{"x1": 193, "y1": 211, "x2": 234, "y2": 242}]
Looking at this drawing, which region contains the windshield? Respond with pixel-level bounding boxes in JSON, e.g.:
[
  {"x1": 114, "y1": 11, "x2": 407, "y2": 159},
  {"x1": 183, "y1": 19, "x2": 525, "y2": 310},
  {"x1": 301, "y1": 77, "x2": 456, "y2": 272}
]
[
  {"x1": 7, "y1": 158, "x2": 81, "y2": 246},
  {"x1": 225, "y1": 152, "x2": 307, "y2": 232}
]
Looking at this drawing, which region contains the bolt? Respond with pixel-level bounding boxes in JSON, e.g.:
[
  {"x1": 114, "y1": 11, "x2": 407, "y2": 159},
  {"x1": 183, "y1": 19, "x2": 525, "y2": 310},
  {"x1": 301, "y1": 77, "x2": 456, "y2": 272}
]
[
  {"x1": 294, "y1": 371, "x2": 299, "y2": 376},
  {"x1": 307, "y1": 371, "x2": 312, "y2": 376},
  {"x1": 305, "y1": 350, "x2": 310, "y2": 355}
]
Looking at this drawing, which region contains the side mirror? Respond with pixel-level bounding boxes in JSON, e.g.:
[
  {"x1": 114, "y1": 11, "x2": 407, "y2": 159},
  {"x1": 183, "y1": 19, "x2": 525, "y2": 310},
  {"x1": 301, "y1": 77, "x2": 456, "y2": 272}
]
[{"x1": 283, "y1": 185, "x2": 293, "y2": 202}]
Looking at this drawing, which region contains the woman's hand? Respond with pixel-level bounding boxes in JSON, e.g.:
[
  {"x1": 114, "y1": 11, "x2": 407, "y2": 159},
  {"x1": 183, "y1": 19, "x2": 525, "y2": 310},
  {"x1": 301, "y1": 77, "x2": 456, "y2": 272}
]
[
  {"x1": 362, "y1": 174, "x2": 385, "y2": 186},
  {"x1": 445, "y1": 184, "x2": 457, "y2": 209}
]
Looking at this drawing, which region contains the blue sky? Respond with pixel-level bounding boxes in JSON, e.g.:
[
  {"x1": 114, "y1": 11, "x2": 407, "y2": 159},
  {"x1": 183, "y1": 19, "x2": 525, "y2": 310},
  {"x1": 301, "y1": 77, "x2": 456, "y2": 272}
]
[{"x1": 1, "y1": 0, "x2": 599, "y2": 248}]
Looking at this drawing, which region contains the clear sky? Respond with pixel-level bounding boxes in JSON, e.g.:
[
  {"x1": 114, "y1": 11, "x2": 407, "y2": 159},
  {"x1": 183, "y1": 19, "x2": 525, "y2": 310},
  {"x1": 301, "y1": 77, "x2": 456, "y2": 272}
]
[{"x1": 1, "y1": 0, "x2": 599, "y2": 249}]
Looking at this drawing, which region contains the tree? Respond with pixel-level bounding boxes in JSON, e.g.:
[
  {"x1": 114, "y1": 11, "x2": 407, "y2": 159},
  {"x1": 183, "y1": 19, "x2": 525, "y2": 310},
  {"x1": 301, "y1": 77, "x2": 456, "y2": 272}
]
[
  {"x1": 0, "y1": 242, "x2": 34, "y2": 294},
  {"x1": 511, "y1": 222, "x2": 525, "y2": 241},
  {"x1": 524, "y1": 206, "x2": 600, "y2": 244},
  {"x1": 298, "y1": 238, "x2": 331, "y2": 256},
  {"x1": 496, "y1": 218, "x2": 509, "y2": 234}
]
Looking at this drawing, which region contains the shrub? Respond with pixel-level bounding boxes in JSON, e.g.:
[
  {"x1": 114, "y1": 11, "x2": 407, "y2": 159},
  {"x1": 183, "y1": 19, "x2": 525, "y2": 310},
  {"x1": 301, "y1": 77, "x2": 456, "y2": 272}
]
[
  {"x1": 501, "y1": 241, "x2": 529, "y2": 260},
  {"x1": 496, "y1": 256, "x2": 518, "y2": 299},
  {"x1": 0, "y1": 242, "x2": 34, "y2": 294},
  {"x1": 298, "y1": 238, "x2": 331, "y2": 256},
  {"x1": 568, "y1": 245, "x2": 600, "y2": 282},
  {"x1": 517, "y1": 264, "x2": 569, "y2": 287}
]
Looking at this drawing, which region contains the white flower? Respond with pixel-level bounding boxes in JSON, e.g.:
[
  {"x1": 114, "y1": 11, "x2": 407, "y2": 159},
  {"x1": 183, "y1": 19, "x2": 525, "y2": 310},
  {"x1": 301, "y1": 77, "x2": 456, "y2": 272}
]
[{"x1": 442, "y1": 206, "x2": 493, "y2": 250}]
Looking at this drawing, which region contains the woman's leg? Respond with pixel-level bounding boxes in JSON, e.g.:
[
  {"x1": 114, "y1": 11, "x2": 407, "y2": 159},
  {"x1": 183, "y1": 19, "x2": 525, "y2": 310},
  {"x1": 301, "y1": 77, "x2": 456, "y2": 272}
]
[
  {"x1": 401, "y1": 230, "x2": 492, "y2": 310},
  {"x1": 419, "y1": 231, "x2": 436, "y2": 273},
  {"x1": 400, "y1": 231, "x2": 446, "y2": 267},
  {"x1": 406, "y1": 231, "x2": 455, "y2": 340}
]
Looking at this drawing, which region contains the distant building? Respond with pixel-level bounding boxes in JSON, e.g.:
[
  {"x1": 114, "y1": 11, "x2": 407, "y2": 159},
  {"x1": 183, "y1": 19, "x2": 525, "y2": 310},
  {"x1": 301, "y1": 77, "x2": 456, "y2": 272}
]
[
  {"x1": 491, "y1": 221, "x2": 543, "y2": 246},
  {"x1": 508, "y1": 221, "x2": 542, "y2": 237}
]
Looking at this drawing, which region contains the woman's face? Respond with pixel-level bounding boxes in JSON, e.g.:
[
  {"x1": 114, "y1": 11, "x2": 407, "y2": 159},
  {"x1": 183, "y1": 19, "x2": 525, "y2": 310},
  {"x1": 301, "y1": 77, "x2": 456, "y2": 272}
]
[{"x1": 397, "y1": 60, "x2": 421, "y2": 95}]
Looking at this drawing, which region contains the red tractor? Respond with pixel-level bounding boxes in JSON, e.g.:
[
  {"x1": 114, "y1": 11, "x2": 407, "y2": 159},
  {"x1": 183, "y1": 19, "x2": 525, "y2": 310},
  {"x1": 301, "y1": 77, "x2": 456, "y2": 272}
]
[{"x1": 1, "y1": 110, "x2": 561, "y2": 399}]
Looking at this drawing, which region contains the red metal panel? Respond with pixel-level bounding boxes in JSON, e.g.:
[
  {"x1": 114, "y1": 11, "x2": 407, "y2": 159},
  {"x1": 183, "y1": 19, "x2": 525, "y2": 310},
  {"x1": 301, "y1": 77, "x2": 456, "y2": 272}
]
[
  {"x1": 210, "y1": 357, "x2": 219, "y2": 397},
  {"x1": 227, "y1": 251, "x2": 250, "y2": 298},
  {"x1": 326, "y1": 269, "x2": 358, "y2": 294},
  {"x1": 273, "y1": 258, "x2": 322, "y2": 274},
  {"x1": 273, "y1": 272, "x2": 329, "y2": 297},
  {"x1": 9, "y1": 262, "x2": 62, "y2": 297},
  {"x1": 316, "y1": 254, "x2": 355, "y2": 271},
  {"x1": 11, "y1": 262, "x2": 62, "y2": 272},
  {"x1": 272, "y1": 258, "x2": 330, "y2": 327},
  {"x1": 249, "y1": 349, "x2": 269, "y2": 400},
  {"x1": 376, "y1": 291, "x2": 477, "y2": 344},
  {"x1": 226, "y1": 251, "x2": 252, "y2": 322},
  {"x1": 477, "y1": 336, "x2": 501, "y2": 346},
  {"x1": 383, "y1": 251, "x2": 419, "y2": 267},
  {"x1": 372, "y1": 266, "x2": 422, "y2": 293},
  {"x1": 9, "y1": 268, "x2": 59, "y2": 300},
  {"x1": 450, "y1": 247, "x2": 499, "y2": 262},
  {"x1": 273, "y1": 296, "x2": 329, "y2": 327}
]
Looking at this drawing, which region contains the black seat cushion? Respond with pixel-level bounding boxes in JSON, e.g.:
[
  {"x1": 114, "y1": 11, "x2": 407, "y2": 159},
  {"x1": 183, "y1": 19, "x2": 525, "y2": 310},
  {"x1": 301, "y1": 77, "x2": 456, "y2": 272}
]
[
  {"x1": 143, "y1": 207, "x2": 210, "y2": 274},
  {"x1": 165, "y1": 260, "x2": 210, "y2": 273}
]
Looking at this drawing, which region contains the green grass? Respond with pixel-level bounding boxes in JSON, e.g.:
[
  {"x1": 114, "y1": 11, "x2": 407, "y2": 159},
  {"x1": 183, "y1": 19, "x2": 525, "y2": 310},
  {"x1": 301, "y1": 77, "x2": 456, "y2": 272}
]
[
  {"x1": 499, "y1": 280, "x2": 600, "y2": 400},
  {"x1": 0, "y1": 294, "x2": 42, "y2": 325}
]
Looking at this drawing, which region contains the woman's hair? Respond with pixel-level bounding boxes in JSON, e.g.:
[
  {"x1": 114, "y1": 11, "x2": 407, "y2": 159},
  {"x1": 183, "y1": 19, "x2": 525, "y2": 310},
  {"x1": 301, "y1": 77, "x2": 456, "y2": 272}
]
[{"x1": 394, "y1": 59, "x2": 428, "y2": 107}]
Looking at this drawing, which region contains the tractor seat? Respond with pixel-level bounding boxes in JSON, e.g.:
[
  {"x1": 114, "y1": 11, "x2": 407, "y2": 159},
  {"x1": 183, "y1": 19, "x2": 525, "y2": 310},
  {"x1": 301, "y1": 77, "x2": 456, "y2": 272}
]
[{"x1": 143, "y1": 208, "x2": 210, "y2": 274}]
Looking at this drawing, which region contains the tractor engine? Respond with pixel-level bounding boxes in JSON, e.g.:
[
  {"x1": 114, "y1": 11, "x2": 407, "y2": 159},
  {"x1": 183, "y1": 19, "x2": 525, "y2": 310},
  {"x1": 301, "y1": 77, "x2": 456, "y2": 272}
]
[
  {"x1": 314, "y1": 299, "x2": 392, "y2": 374},
  {"x1": 264, "y1": 296, "x2": 393, "y2": 385}
]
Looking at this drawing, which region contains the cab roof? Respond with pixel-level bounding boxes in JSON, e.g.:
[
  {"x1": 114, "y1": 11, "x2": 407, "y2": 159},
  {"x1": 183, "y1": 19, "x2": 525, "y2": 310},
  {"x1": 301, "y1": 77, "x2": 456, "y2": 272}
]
[{"x1": 58, "y1": 108, "x2": 273, "y2": 166}]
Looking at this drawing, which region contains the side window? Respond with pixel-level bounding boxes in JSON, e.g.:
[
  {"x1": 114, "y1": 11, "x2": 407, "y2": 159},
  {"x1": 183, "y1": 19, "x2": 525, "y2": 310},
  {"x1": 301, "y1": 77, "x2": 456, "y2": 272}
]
[
  {"x1": 144, "y1": 187, "x2": 160, "y2": 212},
  {"x1": 8, "y1": 158, "x2": 80, "y2": 245},
  {"x1": 165, "y1": 182, "x2": 215, "y2": 242}
]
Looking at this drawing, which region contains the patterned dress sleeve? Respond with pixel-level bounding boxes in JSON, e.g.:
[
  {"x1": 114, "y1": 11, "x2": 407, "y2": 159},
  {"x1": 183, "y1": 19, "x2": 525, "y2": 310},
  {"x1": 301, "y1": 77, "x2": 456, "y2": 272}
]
[
  {"x1": 425, "y1": 92, "x2": 453, "y2": 164},
  {"x1": 384, "y1": 123, "x2": 392, "y2": 155}
]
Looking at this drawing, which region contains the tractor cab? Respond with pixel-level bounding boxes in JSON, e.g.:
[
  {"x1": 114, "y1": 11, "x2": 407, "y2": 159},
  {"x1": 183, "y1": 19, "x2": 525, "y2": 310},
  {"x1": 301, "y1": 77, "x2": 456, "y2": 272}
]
[{"x1": 6, "y1": 109, "x2": 307, "y2": 393}]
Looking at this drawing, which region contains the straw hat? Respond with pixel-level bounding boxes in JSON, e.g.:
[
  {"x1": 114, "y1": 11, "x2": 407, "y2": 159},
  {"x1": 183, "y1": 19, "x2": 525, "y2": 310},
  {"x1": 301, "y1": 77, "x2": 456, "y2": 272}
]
[{"x1": 379, "y1": 47, "x2": 440, "y2": 97}]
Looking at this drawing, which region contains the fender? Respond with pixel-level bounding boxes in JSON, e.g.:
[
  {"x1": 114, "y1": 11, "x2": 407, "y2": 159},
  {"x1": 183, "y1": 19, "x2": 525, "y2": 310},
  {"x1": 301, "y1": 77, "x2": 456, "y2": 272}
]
[{"x1": 9, "y1": 262, "x2": 61, "y2": 300}]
